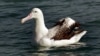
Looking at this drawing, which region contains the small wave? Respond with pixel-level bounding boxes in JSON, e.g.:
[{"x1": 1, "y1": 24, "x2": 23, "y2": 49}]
[{"x1": 33, "y1": 42, "x2": 87, "y2": 52}]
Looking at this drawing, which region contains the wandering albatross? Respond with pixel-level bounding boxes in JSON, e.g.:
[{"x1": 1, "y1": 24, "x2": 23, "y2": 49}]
[{"x1": 21, "y1": 8, "x2": 87, "y2": 47}]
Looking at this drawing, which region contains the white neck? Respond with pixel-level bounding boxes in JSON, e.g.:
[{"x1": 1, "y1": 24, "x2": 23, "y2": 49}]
[{"x1": 35, "y1": 15, "x2": 48, "y2": 42}]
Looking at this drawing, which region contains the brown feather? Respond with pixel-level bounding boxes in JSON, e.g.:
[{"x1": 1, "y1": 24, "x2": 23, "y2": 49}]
[{"x1": 52, "y1": 19, "x2": 84, "y2": 40}]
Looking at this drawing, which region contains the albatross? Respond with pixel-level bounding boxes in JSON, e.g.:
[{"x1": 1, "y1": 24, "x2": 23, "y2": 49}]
[{"x1": 21, "y1": 8, "x2": 87, "y2": 47}]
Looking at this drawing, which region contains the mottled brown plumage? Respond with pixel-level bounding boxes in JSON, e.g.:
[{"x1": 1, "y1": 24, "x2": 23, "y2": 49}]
[{"x1": 52, "y1": 19, "x2": 84, "y2": 40}]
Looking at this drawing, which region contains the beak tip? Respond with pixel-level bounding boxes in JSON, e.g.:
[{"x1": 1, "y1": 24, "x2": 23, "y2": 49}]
[{"x1": 21, "y1": 19, "x2": 24, "y2": 24}]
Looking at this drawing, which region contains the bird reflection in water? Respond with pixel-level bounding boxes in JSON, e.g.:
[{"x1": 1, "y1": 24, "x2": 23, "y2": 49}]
[{"x1": 32, "y1": 42, "x2": 86, "y2": 56}]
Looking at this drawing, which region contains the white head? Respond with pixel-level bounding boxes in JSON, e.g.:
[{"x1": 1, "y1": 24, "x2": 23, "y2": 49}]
[{"x1": 21, "y1": 8, "x2": 43, "y2": 23}]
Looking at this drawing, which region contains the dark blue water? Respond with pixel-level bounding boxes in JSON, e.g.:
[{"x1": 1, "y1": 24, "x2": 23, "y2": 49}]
[{"x1": 0, "y1": 0, "x2": 100, "y2": 56}]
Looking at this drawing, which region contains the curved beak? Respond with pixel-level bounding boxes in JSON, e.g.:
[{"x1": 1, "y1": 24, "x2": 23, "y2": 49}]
[{"x1": 21, "y1": 12, "x2": 33, "y2": 24}]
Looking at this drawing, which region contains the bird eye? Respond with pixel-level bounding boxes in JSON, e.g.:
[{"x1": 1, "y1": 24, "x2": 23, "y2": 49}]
[{"x1": 34, "y1": 11, "x2": 37, "y2": 13}]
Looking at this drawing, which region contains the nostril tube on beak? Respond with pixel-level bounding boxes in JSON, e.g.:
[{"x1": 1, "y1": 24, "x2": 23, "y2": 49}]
[{"x1": 21, "y1": 12, "x2": 33, "y2": 24}]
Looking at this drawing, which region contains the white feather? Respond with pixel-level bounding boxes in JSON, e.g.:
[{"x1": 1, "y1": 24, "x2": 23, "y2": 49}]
[{"x1": 21, "y1": 8, "x2": 87, "y2": 47}]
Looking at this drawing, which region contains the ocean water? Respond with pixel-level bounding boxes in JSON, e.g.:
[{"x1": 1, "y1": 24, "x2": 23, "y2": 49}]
[{"x1": 0, "y1": 0, "x2": 100, "y2": 56}]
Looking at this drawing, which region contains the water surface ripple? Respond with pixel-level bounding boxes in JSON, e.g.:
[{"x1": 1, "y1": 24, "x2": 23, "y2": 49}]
[{"x1": 0, "y1": 0, "x2": 100, "y2": 56}]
